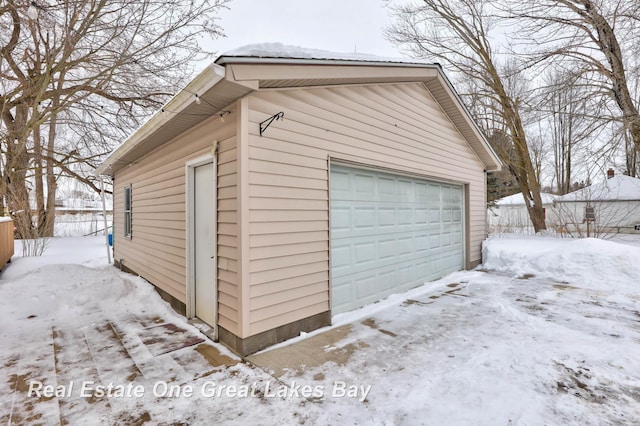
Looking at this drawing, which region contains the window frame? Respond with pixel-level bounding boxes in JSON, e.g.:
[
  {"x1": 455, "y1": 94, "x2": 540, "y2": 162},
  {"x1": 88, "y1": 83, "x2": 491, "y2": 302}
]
[
  {"x1": 584, "y1": 205, "x2": 595, "y2": 222},
  {"x1": 124, "y1": 184, "x2": 132, "y2": 238}
]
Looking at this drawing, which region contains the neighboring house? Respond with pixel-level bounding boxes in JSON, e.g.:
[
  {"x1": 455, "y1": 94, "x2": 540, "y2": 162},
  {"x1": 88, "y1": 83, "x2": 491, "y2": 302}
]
[
  {"x1": 96, "y1": 44, "x2": 501, "y2": 356},
  {"x1": 488, "y1": 192, "x2": 558, "y2": 233},
  {"x1": 553, "y1": 169, "x2": 640, "y2": 236}
]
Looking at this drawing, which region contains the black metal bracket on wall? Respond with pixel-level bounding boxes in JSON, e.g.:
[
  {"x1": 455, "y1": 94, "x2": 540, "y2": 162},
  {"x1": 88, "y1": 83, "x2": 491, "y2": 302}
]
[{"x1": 259, "y1": 111, "x2": 285, "y2": 136}]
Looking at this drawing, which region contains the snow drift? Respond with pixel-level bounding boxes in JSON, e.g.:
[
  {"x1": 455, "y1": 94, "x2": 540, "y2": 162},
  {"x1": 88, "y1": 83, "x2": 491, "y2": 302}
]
[{"x1": 482, "y1": 236, "x2": 640, "y2": 291}]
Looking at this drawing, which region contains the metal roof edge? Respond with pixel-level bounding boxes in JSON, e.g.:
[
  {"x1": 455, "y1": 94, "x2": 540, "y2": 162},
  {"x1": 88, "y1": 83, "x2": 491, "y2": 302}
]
[{"x1": 215, "y1": 55, "x2": 439, "y2": 69}]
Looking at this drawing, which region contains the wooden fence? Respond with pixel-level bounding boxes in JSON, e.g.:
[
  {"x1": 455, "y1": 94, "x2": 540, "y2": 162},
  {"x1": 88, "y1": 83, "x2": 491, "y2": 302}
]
[{"x1": 0, "y1": 218, "x2": 14, "y2": 270}]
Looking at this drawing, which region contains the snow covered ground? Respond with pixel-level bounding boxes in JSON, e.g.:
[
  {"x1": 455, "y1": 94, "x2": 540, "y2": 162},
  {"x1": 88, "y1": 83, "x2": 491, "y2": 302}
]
[{"x1": 1, "y1": 235, "x2": 639, "y2": 424}]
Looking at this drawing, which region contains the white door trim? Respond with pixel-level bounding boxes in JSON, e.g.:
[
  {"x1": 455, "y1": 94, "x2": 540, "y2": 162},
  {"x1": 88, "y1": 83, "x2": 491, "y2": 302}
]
[{"x1": 185, "y1": 154, "x2": 217, "y2": 338}]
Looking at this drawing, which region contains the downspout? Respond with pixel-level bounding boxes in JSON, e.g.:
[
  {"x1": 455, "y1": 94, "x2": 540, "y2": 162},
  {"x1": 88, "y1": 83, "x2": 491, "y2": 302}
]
[{"x1": 99, "y1": 175, "x2": 112, "y2": 264}]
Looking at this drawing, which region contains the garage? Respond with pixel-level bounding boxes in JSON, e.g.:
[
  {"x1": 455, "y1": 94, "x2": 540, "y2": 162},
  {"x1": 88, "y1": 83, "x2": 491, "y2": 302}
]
[
  {"x1": 100, "y1": 51, "x2": 502, "y2": 355},
  {"x1": 330, "y1": 164, "x2": 465, "y2": 314}
]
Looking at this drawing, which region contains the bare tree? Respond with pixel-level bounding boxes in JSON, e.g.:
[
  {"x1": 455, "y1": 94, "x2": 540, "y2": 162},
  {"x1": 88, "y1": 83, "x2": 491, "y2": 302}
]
[
  {"x1": 1, "y1": 0, "x2": 228, "y2": 247},
  {"x1": 512, "y1": 0, "x2": 640, "y2": 165},
  {"x1": 458, "y1": 76, "x2": 519, "y2": 203},
  {"x1": 537, "y1": 69, "x2": 610, "y2": 194},
  {"x1": 386, "y1": 0, "x2": 548, "y2": 231}
]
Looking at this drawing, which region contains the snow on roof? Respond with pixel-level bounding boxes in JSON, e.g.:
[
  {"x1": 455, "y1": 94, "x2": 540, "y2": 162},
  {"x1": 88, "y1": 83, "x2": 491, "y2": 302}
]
[
  {"x1": 0, "y1": 216, "x2": 13, "y2": 223},
  {"x1": 494, "y1": 192, "x2": 558, "y2": 206},
  {"x1": 219, "y1": 42, "x2": 430, "y2": 65},
  {"x1": 556, "y1": 175, "x2": 640, "y2": 202}
]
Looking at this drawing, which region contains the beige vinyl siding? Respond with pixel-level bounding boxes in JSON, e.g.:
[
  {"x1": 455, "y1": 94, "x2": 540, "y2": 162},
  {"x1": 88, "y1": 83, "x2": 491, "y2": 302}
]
[
  {"x1": 216, "y1": 130, "x2": 239, "y2": 333},
  {"x1": 113, "y1": 112, "x2": 239, "y2": 333},
  {"x1": 245, "y1": 82, "x2": 486, "y2": 336}
]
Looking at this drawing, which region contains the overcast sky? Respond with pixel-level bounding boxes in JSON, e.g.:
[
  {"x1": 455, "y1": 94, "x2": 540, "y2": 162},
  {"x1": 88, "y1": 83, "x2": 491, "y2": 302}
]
[{"x1": 207, "y1": 0, "x2": 404, "y2": 59}]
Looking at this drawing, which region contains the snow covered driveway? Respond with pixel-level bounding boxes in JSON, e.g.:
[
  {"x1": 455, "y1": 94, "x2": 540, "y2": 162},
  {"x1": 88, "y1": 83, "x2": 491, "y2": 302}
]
[
  {"x1": 0, "y1": 238, "x2": 313, "y2": 424},
  {"x1": 254, "y1": 269, "x2": 640, "y2": 424},
  {"x1": 0, "y1": 236, "x2": 639, "y2": 425}
]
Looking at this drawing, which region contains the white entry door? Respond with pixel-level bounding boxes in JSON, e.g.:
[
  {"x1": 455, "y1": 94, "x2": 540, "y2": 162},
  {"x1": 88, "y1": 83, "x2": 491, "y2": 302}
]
[
  {"x1": 194, "y1": 162, "x2": 216, "y2": 327},
  {"x1": 330, "y1": 164, "x2": 464, "y2": 314}
]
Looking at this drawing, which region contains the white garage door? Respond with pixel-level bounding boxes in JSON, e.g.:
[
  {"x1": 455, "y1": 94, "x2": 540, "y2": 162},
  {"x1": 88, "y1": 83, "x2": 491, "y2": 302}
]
[{"x1": 330, "y1": 164, "x2": 464, "y2": 314}]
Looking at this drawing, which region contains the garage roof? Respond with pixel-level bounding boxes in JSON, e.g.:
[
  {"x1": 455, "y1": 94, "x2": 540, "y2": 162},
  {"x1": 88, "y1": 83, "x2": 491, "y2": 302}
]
[{"x1": 97, "y1": 45, "x2": 502, "y2": 175}]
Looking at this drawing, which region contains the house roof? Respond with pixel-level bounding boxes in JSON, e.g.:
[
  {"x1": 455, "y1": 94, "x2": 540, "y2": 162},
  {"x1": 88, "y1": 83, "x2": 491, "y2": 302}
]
[
  {"x1": 96, "y1": 44, "x2": 502, "y2": 175},
  {"x1": 494, "y1": 192, "x2": 558, "y2": 206},
  {"x1": 216, "y1": 42, "x2": 433, "y2": 67},
  {"x1": 555, "y1": 175, "x2": 640, "y2": 202}
]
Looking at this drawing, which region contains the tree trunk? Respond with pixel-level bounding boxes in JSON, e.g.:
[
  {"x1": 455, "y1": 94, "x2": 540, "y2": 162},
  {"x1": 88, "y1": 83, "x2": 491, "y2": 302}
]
[
  {"x1": 625, "y1": 130, "x2": 637, "y2": 177},
  {"x1": 42, "y1": 108, "x2": 59, "y2": 237},
  {"x1": 580, "y1": 1, "x2": 640, "y2": 156},
  {"x1": 497, "y1": 85, "x2": 547, "y2": 232},
  {"x1": 8, "y1": 153, "x2": 33, "y2": 239},
  {"x1": 3, "y1": 105, "x2": 35, "y2": 238},
  {"x1": 33, "y1": 125, "x2": 47, "y2": 232}
]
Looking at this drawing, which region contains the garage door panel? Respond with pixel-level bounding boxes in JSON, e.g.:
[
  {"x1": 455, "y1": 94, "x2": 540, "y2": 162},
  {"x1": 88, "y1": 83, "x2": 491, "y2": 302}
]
[
  {"x1": 452, "y1": 228, "x2": 463, "y2": 245},
  {"x1": 330, "y1": 165, "x2": 464, "y2": 315},
  {"x1": 378, "y1": 208, "x2": 396, "y2": 227},
  {"x1": 333, "y1": 231, "x2": 438, "y2": 275},
  {"x1": 378, "y1": 178, "x2": 396, "y2": 200},
  {"x1": 331, "y1": 279, "x2": 352, "y2": 313},
  {"x1": 332, "y1": 204, "x2": 438, "y2": 231},
  {"x1": 330, "y1": 170, "x2": 351, "y2": 197},
  {"x1": 444, "y1": 254, "x2": 463, "y2": 271},
  {"x1": 415, "y1": 208, "x2": 428, "y2": 224},
  {"x1": 333, "y1": 247, "x2": 434, "y2": 279},
  {"x1": 416, "y1": 234, "x2": 429, "y2": 251},
  {"x1": 441, "y1": 232, "x2": 452, "y2": 246},
  {"x1": 355, "y1": 174, "x2": 375, "y2": 193},
  {"x1": 336, "y1": 261, "x2": 428, "y2": 302},
  {"x1": 331, "y1": 206, "x2": 351, "y2": 230},
  {"x1": 415, "y1": 182, "x2": 429, "y2": 202},
  {"x1": 334, "y1": 228, "x2": 428, "y2": 241},
  {"x1": 415, "y1": 259, "x2": 430, "y2": 278},
  {"x1": 398, "y1": 180, "x2": 413, "y2": 201},
  {"x1": 354, "y1": 242, "x2": 376, "y2": 264},
  {"x1": 397, "y1": 236, "x2": 414, "y2": 255},
  {"x1": 331, "y1": 244, "x2": 351, "y2": 269},
  {"x1": 398, "y1": 265, "x2": 415, "y2": 286},
  {"x1": 428, "y1": 209, "x2": 441, "y2": 223},
  {"x1": 397, "y1": 208, "x2": 413, "y2": 225},
  {"x1": 355, "y1": 207, "x2": 376, "y2": 228},
  {"x1": 356, "y1": 274, "x2": 383, "y2": 301},
  {"x1": 377, "y1": 238, "x2": 395, "y2": 259}
]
